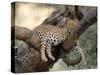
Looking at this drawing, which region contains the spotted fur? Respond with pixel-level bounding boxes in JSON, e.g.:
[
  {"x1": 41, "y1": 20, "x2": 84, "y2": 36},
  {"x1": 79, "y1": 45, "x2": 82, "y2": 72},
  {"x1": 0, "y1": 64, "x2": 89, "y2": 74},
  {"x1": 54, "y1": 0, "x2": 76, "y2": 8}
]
[{"x1": 33, "y1": 25, "x2": 69, "y2": 61}]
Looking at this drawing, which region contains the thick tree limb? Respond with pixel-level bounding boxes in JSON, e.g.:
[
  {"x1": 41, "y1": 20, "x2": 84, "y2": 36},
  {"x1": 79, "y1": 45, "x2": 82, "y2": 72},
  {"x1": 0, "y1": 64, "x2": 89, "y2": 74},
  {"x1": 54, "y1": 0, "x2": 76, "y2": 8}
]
[
  {"x1": 62, "y1": 8, "x2": 97, "y2": 50},
  {"x1": 15, "y1": 26, "x2": 31, "y2": 41}
]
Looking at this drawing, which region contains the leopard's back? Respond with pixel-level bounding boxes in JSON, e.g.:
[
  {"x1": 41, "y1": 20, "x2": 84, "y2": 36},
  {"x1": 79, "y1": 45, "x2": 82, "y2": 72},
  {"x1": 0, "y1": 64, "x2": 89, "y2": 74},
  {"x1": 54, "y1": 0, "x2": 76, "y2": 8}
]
[{"x1": 33, "y1": 25, "x2": 68, "y2": 46}]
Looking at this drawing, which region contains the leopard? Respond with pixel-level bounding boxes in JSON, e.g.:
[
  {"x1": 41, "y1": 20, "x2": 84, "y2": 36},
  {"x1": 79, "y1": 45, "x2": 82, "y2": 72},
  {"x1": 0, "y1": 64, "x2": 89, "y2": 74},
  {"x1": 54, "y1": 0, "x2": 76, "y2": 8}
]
[{"x1": 33, "y1": 25, "x2": 70, "y2": 61}]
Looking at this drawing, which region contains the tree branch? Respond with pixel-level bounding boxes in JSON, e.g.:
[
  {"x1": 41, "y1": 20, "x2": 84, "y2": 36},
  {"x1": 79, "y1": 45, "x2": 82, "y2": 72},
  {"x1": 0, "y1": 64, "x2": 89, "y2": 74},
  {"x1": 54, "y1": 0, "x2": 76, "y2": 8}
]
[{"x1": 62, "y1": 7, "x2": 97, "y2": 50}]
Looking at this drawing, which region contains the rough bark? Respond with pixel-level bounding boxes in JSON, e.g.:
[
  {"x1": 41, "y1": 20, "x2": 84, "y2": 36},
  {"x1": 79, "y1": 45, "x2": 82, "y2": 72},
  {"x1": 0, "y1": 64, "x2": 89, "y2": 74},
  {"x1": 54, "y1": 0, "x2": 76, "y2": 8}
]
[{"x1": 62, "y1": 7, "x2": 97, "y2": 50}]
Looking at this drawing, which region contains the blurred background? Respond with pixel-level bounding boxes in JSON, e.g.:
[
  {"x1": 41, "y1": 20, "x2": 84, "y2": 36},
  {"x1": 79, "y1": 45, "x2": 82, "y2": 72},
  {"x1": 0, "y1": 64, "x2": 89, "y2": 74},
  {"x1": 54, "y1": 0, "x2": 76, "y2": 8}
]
[{"x1": 14, "y1": 2, "x2": 65, "y2": 30}]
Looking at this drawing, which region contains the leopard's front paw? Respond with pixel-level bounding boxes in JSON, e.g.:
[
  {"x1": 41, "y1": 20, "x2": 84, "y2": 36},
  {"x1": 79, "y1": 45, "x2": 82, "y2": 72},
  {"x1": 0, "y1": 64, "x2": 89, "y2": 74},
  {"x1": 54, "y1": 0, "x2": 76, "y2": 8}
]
[
  {"x1": 50, "y1": 56, "x2": 55, "y2": 61},
  {"x1": 41, "y1": 54, "x2": 48, "y2": 62}
]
